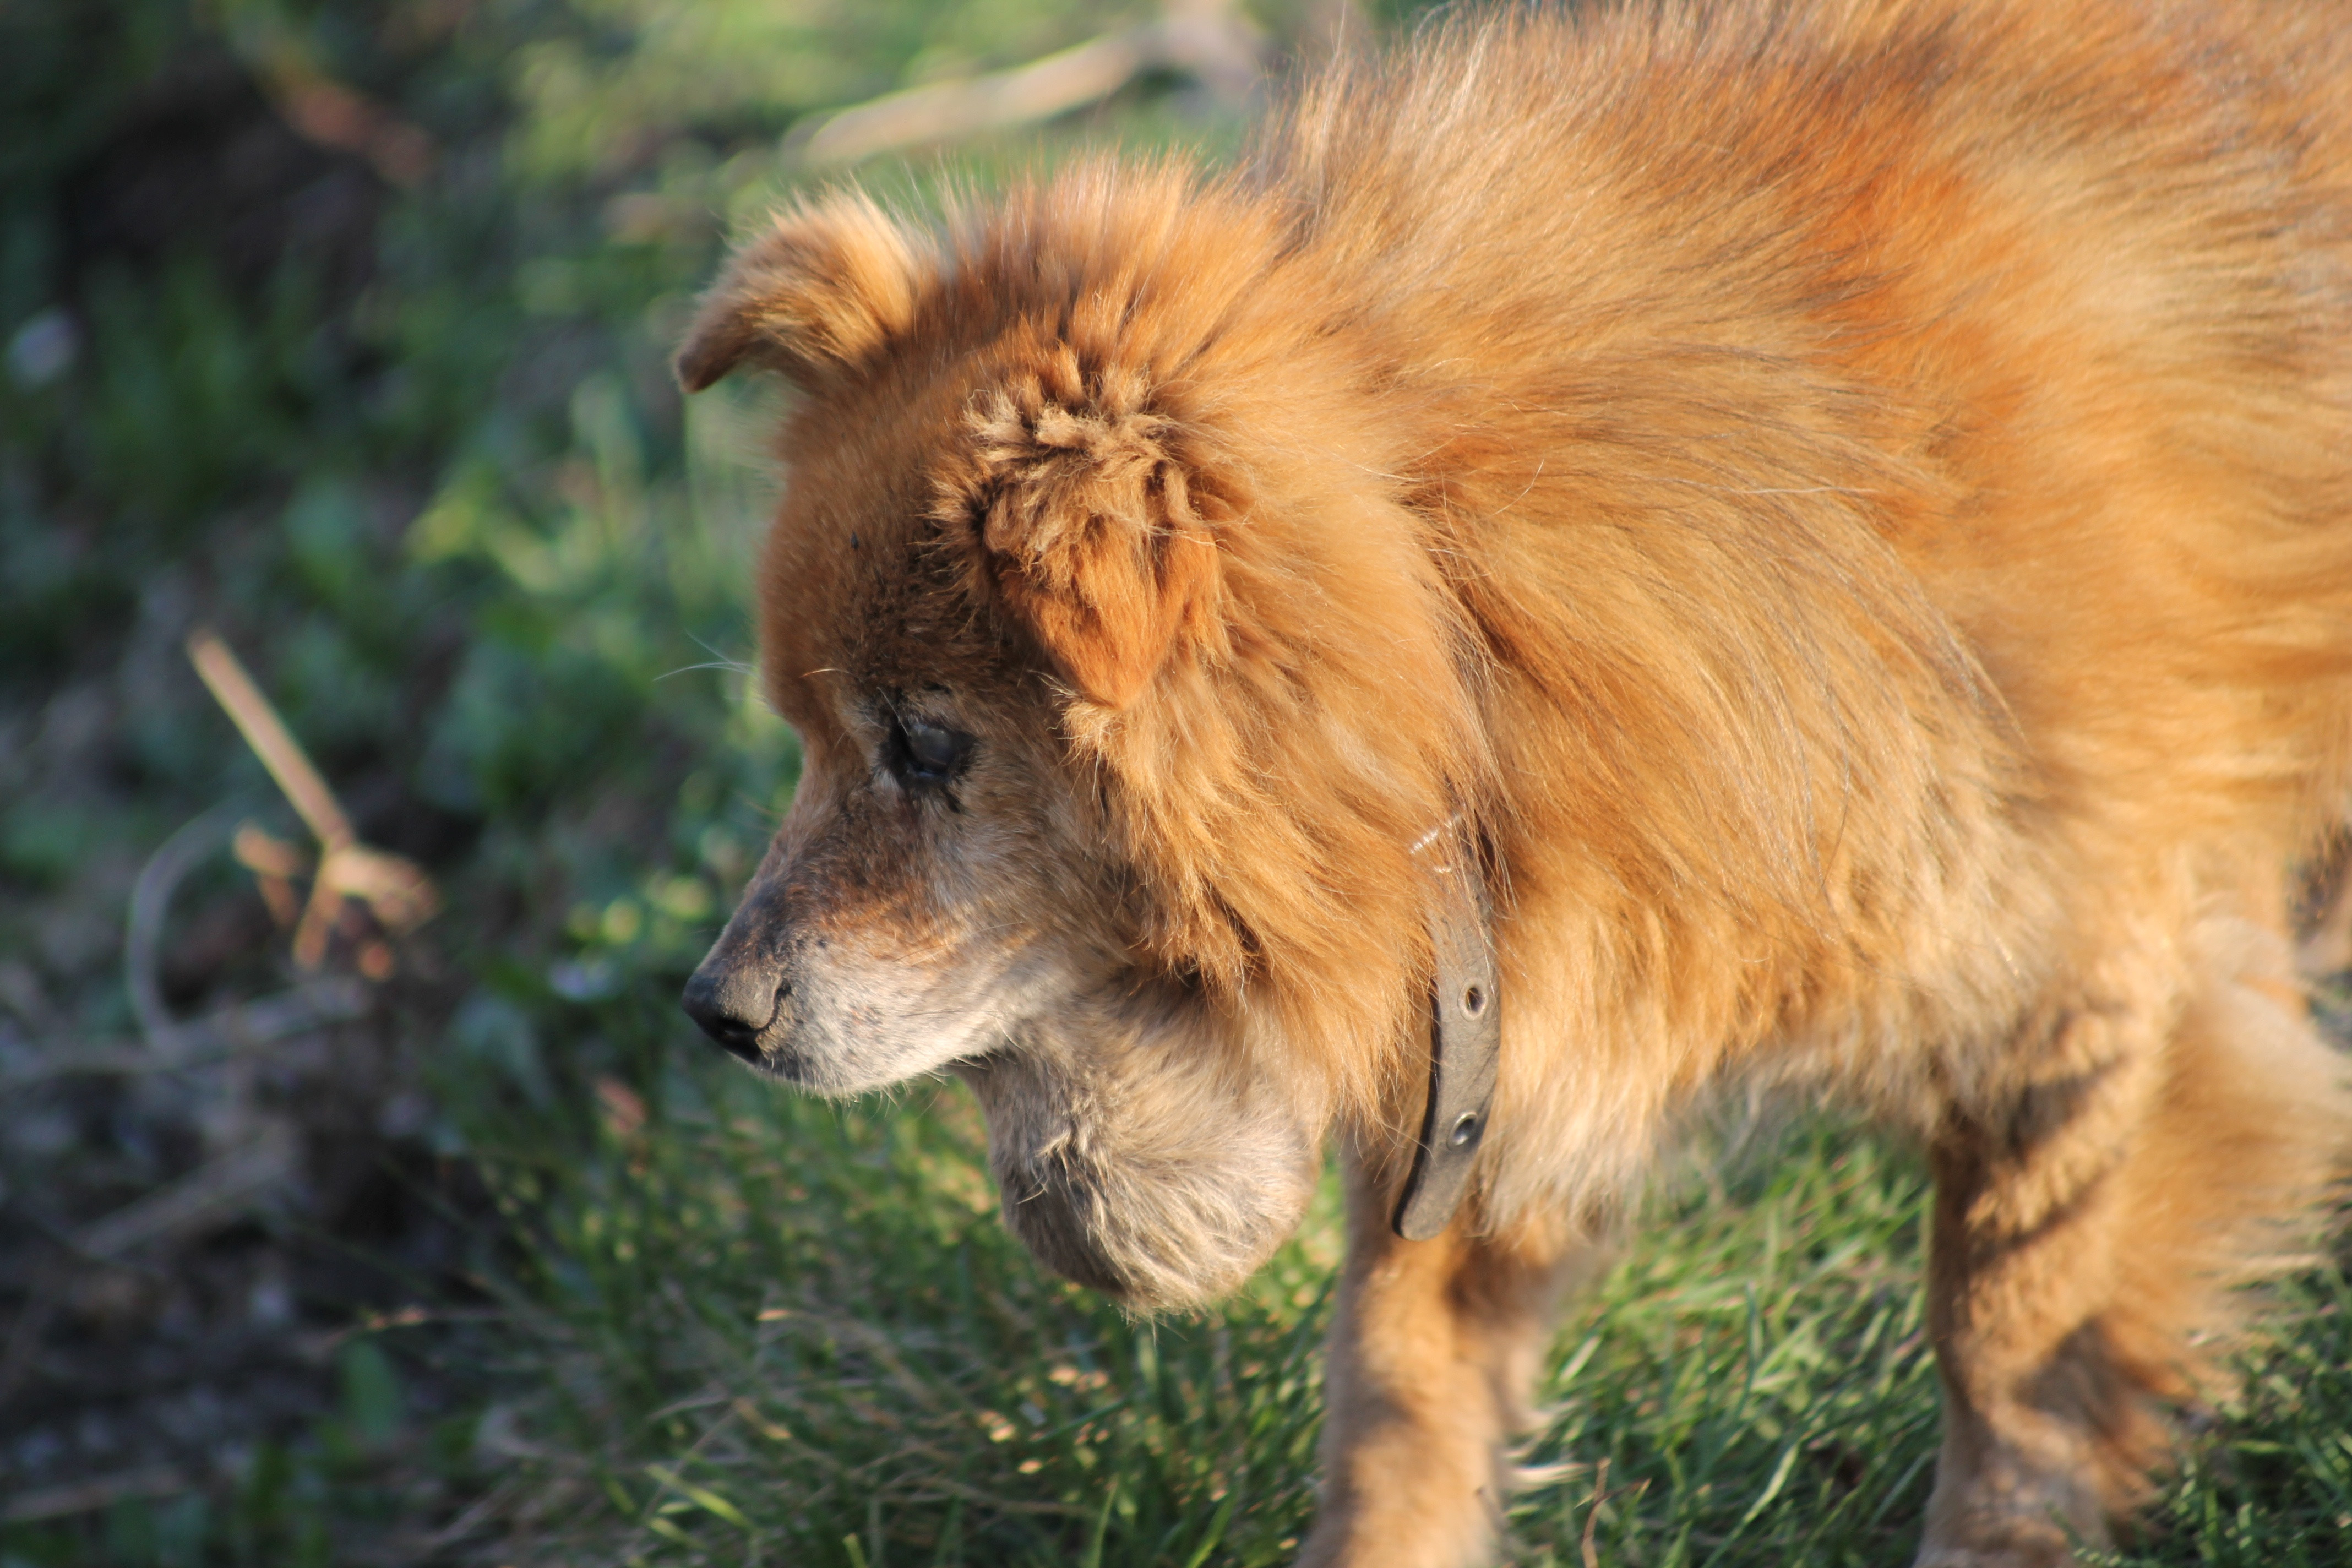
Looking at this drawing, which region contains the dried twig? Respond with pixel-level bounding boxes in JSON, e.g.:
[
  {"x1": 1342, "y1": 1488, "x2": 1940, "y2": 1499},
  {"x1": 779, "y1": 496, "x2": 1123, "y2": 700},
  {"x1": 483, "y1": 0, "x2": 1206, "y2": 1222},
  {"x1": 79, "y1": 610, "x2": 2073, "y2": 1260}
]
[
  {"x1": 1, "y1": 1465, "x2": 192, "y2": 1524},
  {"x1": 235, "y1": 821, "x2": 306, "y2": 926},
  {"x1": 233, "y1": 17, "x2": 436, "y2": 187},
  {"x1": 187, "y1": 631, "x2": 353, "y2": 850},
  {"x1": 1580, "y1": 1457, "x2": 1608, "y2": 1568},
  {"x1": 186, "y1": 628, "x2": 439, "y2": 971},
  {"x1": 418, "y1": 1473, "x2": 532, "y2": 1552},
  {"x1": 1577, "y1": 1457, "x2": 1648, "y2": 1568},
  {"x1": 2, "y1": 977, "x2": 370, "y2": 1092},
  {"x1": 792, "y1": 0, "x2": 1262, "y2": 168},
  {"x1": 72, "y1": 1129, "x2": 298, "y2": 1262},
  {"x1": 124, "y1": 802, "x2": 247, "y2": 1058}
]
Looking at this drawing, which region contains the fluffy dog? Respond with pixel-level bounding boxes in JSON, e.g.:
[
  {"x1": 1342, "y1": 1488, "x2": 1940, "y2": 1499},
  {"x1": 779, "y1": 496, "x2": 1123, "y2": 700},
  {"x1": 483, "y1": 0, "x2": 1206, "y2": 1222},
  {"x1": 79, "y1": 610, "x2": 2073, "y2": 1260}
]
[{"x1": 674, "y1": 2, "x2": 2352, "y2": 1562}]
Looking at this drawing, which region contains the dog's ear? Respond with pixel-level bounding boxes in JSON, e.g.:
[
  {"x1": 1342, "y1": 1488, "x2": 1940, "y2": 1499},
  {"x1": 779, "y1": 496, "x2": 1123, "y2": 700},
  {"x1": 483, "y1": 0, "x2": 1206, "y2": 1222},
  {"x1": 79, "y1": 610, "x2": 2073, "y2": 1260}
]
[
  {"x1": 957, "y1": 370, "x2": 1224, "y2": 709},
  {"x1": 675, "y1": 194, "x2": 925, "y2": 393}
]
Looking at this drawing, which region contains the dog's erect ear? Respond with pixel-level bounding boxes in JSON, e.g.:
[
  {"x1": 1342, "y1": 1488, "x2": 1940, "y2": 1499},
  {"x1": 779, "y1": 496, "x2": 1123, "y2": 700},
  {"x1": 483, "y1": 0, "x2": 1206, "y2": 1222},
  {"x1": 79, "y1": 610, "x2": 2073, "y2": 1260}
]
[
  {"x1": 954, "y1": 368, "x2": 1224, "y2": 710},
  {"x1": 674, "y1": 194, "x2": 925, "y2": 393}
]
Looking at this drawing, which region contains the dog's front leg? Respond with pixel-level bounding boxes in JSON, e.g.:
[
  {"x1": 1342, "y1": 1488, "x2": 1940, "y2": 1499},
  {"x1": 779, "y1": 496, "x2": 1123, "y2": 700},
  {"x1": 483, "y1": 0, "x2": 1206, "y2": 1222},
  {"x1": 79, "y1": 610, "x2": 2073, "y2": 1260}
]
[{"x1": 1300, "y1": 1151, "x2": 1593, "y2": 1568}]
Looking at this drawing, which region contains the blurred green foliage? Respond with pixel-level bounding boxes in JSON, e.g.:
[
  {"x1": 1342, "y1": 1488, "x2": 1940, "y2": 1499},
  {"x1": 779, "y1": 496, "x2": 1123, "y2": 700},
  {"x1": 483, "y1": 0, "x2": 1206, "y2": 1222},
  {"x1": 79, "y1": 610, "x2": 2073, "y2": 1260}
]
[{"x1": 0, "y1": 0, "x2": 1285, "y2": 1558}]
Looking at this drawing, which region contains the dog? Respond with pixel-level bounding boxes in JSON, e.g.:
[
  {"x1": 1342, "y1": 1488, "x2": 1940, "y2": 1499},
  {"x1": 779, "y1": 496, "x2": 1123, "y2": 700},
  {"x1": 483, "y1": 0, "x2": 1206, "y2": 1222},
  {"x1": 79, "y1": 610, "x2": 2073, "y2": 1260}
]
[{"x1": 673, "y1": 2, "x2": 2352, "y2": 1562}]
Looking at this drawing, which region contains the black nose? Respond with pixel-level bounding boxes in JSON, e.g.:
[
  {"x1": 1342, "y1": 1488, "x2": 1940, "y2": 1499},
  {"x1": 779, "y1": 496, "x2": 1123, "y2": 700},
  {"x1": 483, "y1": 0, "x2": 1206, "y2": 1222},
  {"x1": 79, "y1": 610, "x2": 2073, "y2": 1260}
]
[{"x1": 681, "y1": 961, "x2": 784, "y2": 1064}]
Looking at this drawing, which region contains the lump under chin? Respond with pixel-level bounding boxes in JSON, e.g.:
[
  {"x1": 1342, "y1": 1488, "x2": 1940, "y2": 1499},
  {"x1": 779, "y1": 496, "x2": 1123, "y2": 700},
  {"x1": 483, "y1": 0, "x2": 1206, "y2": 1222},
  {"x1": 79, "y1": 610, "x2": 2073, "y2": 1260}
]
[{"x1": 956, "y1": 1046, "x2": 1320, "y2": 1313}]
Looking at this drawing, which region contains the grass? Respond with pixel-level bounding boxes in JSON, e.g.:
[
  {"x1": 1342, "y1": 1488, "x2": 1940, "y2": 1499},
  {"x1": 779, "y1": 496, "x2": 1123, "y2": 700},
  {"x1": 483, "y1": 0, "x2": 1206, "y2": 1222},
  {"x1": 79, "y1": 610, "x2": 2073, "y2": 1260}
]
[
  {"x1": 439, "y1": 1078, "x2": 2352, "y2": 1566},
  {"x1": 2, "y1": 1, "x2": 2349, "y2": 1564},
  {"x1": 472, "y1": 1074, "x2": 1336, "y2": 1567}
]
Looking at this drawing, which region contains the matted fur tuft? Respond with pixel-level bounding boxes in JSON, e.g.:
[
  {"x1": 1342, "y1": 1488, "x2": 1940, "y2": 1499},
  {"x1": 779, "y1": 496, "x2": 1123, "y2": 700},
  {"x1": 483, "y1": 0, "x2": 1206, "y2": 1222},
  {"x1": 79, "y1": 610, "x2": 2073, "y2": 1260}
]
[{"x1": 944, "y1": 351, "x2": 1223, "y2": 709}]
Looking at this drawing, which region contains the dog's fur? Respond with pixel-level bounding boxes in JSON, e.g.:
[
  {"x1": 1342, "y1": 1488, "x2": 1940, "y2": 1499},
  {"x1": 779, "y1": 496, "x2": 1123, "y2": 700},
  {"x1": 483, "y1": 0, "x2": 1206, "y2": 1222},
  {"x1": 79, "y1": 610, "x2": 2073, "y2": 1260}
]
[{"x1": 674, "y1": 2, "x2": 2352, "y2": 1561}]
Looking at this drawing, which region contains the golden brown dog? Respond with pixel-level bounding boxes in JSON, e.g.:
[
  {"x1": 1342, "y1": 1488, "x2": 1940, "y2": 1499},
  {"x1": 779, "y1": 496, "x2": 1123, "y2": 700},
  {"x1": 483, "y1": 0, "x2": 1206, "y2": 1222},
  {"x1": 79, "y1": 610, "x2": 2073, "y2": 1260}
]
[{"x1": 674, "y1": 2, "x2": 2352, "y2": 1561}]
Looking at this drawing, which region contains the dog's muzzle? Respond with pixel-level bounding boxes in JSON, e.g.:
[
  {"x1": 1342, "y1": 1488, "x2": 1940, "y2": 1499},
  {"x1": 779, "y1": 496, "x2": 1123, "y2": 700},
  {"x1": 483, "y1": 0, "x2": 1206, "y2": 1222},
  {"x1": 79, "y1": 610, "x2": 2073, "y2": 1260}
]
[{"x1": 681, "y1": 950, "x2": 785, "y2": 1064}]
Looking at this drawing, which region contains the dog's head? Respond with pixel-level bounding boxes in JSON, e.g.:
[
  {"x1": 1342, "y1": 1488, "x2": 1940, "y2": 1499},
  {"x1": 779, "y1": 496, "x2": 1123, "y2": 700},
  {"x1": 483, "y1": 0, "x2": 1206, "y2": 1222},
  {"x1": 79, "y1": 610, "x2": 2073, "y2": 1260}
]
[{"x1": 673, "y1": 175, "x2": 1487, "y2": 1309}]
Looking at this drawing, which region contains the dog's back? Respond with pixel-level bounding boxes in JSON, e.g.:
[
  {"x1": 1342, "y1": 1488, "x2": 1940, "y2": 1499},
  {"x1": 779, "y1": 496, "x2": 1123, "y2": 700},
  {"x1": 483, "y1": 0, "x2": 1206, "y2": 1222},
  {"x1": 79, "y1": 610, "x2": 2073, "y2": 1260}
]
[
  {"x1": 1268, "y1": 0, "x2": 2352, "y2": 848},
  {"x1": 1257, "y1": 7, "x2": 2352, "y2": 1556}
]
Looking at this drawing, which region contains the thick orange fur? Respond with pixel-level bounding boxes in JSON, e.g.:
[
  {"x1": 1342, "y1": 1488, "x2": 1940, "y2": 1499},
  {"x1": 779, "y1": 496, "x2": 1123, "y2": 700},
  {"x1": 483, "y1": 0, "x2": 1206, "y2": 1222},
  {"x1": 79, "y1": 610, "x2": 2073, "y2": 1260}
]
[{"x1": 675, "y1": 3, "x2": 2352, "y2": 1563}]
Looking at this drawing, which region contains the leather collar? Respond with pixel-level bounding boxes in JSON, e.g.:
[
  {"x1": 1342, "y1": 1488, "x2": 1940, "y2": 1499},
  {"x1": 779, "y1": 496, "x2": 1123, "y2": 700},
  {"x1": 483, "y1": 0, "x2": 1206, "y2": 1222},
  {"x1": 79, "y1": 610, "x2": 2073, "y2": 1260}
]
[{"x1": 1391, "y1": 821, "x2": 1500, "y2": 1240}]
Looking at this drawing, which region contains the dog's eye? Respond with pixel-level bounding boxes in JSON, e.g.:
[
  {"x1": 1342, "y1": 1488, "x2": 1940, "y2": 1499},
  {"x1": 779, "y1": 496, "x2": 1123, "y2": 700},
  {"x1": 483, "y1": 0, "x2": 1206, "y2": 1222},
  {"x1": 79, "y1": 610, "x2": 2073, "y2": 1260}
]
[{"x1": 891, "y1": 715, "x2": 971, "y2": 784}]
